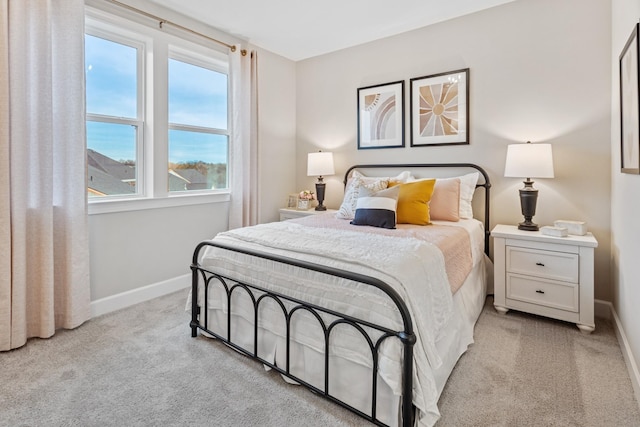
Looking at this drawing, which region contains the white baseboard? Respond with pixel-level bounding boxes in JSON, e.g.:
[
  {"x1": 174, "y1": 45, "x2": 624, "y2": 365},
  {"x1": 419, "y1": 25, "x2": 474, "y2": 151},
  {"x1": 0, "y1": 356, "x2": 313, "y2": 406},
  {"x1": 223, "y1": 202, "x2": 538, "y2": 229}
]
[
  {"x1": 597, "y1": 299, "x2": 640, "y2": 410},
  {"x1": 90, "y1": 274, "x2": 191, "y2": 318}
]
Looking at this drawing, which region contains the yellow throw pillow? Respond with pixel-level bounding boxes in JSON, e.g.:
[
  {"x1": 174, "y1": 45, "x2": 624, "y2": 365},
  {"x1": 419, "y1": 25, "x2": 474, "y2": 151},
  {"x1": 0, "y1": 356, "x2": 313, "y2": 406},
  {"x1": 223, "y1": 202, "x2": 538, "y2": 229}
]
[{"x1": 390, "y1": 179, "x2": 436, "y2": 225}]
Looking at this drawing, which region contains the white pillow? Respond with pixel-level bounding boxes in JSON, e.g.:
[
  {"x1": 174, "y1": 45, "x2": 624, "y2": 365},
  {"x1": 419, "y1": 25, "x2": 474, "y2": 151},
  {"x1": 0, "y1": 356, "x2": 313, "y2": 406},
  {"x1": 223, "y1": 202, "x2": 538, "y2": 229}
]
[
  {"x1": 336, "y1": 175, "x2": 389, "y2": 220},
  {"x1": 351, "y1": 170, "x2": 413, "y2": 185},
  {"x1": 458, "y1": 172, "x2": 479, "y2": 219}
]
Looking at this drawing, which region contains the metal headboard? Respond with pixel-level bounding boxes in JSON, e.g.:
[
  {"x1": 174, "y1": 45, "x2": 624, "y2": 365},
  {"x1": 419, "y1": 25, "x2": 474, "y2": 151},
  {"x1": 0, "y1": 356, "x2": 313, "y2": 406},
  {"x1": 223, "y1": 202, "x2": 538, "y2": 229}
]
[{"x1": 344, "y1": 163, "x2": 491, "y2": 256}]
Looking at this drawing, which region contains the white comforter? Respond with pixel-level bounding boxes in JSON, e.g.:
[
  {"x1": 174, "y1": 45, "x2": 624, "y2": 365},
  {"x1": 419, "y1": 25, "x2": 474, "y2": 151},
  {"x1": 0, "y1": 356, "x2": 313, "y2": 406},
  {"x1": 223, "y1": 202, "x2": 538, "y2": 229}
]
[{"x1": 196, "y1": 219, "x2": 461, "y2": 424}]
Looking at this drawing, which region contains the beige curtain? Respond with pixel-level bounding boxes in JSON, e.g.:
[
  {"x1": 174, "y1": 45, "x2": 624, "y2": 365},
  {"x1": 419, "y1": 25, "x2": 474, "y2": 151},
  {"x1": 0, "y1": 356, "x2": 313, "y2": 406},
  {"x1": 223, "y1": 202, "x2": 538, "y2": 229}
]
[
  {"x1": 228, "y1": 46, "x2": 259, "y2": 230},
  {"x1": 0, "y1": 0, "x2": 90, "y2": 351}
]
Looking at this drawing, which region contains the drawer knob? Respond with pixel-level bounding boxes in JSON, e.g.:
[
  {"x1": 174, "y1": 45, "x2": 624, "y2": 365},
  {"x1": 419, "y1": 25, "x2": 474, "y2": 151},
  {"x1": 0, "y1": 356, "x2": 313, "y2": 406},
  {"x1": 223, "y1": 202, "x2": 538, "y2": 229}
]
[
  {"x1": 535, "y1": 289, "x2": 545, "y2": 294},
  {"x1": 535, "y1": 262, "x2": 545, "y2": 267}
]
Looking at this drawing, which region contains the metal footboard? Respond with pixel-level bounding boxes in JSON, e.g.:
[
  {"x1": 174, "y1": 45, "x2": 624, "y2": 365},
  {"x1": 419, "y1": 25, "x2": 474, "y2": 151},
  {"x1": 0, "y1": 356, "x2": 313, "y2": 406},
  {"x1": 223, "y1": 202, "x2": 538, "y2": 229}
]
[{"x1": 190, "y1": 240, "x2": 417, "y2": 427}]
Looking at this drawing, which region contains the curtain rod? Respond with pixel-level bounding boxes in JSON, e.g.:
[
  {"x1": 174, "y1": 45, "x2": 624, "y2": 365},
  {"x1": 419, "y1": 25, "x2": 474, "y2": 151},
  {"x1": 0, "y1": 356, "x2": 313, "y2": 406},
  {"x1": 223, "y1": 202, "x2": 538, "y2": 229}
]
[{"x1": 105, "y1": 0, "x2": 237, "y2": 52}]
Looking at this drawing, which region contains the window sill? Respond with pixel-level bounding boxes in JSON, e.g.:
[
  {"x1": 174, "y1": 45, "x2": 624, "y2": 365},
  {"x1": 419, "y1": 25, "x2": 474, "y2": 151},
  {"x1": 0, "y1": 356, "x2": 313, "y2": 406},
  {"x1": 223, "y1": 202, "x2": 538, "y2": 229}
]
[{"x1": 88, "y1": 192, "x2": 230, "y2": 215}]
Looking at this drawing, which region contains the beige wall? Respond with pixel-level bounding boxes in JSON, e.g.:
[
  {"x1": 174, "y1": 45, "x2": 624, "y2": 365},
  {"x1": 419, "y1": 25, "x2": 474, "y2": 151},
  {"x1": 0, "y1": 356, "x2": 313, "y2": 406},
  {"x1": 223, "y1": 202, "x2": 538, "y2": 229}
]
[
  {"x1": 255, "y1": 48, "x2": 298, "y2": 224},
  {"x1": 295, "y1": 0, "x2": 612, "y2": 301},
  {"x1": 611, "y1": 0, "x2": 640, "y2": 396},
  {"x1": 89, "y1": 203, "x2": 227, "y2": 300}
]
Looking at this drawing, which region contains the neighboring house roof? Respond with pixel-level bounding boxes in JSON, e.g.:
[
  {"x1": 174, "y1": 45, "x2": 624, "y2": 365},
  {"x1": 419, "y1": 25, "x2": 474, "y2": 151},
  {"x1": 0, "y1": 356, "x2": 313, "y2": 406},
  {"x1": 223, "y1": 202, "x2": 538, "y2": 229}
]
[
  {"x1": 168, "y1": 170, "x2": 189, "y2": 192},
  {"x1": 88, "y1": 165, "x2": 136, "y2": 196},
  {"x1": 87, "y1": 150, "x2": 210, "y2": 195},
  {"x1": 173, "y1": 168, "x2": 207, "y2": 184},
  {"x1": 169, "y1": 168, "x2": 208, "y2": 191},
  {"x1": 87, "y1": 149, "x2": 136, "y2": 182}
]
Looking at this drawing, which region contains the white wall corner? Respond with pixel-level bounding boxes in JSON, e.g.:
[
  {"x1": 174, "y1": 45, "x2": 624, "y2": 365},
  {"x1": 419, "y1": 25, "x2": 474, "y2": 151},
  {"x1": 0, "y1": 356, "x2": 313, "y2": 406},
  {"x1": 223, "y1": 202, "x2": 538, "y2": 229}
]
[
  {"x1": 594, "y1": 299, "x2": 612, "y2": 320},
  {"x1": 90, "y1": 274, "x2": 191, "y2": 318},
  {"x1": 597, "y1": 299, "x2": 640, "y2": 410}
]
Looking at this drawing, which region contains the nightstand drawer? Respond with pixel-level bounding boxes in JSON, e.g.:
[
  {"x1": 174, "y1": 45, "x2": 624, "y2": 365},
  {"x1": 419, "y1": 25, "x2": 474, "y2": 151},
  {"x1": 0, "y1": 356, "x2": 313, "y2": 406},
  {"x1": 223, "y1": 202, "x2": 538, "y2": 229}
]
[
  {"x1": 506, "y1": 246, "x2": 578, "y2": 283},
  {"x1": 507, "y1": 274, "x2": 579, "y2": 312}
]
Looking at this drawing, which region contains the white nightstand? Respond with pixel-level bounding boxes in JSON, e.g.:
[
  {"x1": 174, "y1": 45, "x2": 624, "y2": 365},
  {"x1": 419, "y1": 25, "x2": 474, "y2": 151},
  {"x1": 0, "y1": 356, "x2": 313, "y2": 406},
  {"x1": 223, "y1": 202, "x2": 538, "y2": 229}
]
[
  {"x1": 491, "y1": 224, "x2": 598, "y2": 333},
  {"x1": 279, "y1": 207, "x2": 337, "y2": 221}
]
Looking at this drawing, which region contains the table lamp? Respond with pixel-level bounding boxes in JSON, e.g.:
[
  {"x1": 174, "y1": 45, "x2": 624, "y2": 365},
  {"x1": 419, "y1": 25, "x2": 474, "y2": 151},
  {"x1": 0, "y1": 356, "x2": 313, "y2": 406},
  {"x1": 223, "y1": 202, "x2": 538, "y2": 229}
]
[
  {"x1": 307, "y1": 151, "x2": 335, "y2": 211},
  {"x1": 504, "y1": 141, "x2": 554, "y2": 231}
]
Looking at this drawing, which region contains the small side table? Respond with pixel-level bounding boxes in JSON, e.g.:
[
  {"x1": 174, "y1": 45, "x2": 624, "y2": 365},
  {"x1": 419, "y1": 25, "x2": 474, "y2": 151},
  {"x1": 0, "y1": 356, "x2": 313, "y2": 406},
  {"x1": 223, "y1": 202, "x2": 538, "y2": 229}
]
[
  {"x1": 279, "y1": 207, "x2": 337, "y2": 221},
  {"x1": 491, "y1": 224, "x2": 598, "y2": 333}
]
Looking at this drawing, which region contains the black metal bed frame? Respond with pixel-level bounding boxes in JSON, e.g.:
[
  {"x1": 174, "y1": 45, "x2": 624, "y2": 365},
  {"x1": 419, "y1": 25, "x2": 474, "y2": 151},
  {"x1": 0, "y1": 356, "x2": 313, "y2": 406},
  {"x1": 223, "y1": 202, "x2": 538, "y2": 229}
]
[{"x1": 190, "y1": 163, "x2": 491, "y2": 427}]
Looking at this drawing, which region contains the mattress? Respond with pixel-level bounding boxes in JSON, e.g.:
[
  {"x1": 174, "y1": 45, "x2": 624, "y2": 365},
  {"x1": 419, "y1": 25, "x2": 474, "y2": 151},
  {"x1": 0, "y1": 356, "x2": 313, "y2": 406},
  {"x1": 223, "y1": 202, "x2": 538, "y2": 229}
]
[{"x1": 189, "y1": 214, "x2": 489, "y2": 426}]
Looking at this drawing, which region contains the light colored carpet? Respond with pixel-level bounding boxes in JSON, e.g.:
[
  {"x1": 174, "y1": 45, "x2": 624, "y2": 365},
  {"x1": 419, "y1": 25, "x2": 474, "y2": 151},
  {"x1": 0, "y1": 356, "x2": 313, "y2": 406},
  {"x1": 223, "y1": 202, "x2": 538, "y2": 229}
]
[
  {"x1": 1, "y1": 291, "x2": 638, "y2": 427},
  {"x1": 438, "y1": 300, "x2": 640, "y2": 426}
]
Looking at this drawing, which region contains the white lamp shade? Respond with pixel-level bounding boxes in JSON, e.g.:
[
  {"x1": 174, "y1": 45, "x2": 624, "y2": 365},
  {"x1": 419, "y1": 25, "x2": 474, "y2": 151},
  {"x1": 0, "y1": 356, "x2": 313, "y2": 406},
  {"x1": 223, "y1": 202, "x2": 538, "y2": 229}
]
[
  {"x1": 307, "y1": 151, "x2": 335, "y2": 177},
  {"x1": 504, "y1": 143, "x2": 554, "y2": 178}
]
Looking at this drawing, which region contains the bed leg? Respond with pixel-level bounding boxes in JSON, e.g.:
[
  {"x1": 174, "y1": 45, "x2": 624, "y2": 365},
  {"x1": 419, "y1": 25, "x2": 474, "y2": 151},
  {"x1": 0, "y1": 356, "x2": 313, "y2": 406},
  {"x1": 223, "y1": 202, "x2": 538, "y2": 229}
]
[
  {"x1": 401, "y1": 332, "x2": 416, "y2": 427},
  {"x1": 190, "y1": 306, "x2": 200, "y2": 337},
  {"x1": 190, "y1": 261, "x2": 200, "y2": 338}
]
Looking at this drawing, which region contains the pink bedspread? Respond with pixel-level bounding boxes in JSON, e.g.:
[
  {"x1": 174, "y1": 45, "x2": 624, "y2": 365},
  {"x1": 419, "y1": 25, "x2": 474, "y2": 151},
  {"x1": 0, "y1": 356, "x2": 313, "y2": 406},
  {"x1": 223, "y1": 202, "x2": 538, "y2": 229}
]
[{"x1": 290, "y1": 214, "x2": 473, "y2": 294}]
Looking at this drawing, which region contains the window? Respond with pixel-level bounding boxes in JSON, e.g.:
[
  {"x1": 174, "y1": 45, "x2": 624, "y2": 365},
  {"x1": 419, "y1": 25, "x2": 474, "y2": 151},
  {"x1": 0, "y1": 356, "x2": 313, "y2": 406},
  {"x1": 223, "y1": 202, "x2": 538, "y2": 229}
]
[
  {"x1": 85, "y1": 8, "x2": 230, "y2": 209},
  {"x1": 168, "y1": 55, "x2": 229, "y2": 192},
  {"x1": 85, "y1": 33, "x2": 142, "y2": 198}
]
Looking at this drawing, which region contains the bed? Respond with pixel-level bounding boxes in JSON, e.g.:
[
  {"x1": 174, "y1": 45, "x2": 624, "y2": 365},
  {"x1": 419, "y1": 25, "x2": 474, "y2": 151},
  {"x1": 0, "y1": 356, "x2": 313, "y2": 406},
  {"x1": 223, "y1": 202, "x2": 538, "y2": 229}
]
[{"x1": 188, "y1": 163, "x2": 491, "y2": 427}]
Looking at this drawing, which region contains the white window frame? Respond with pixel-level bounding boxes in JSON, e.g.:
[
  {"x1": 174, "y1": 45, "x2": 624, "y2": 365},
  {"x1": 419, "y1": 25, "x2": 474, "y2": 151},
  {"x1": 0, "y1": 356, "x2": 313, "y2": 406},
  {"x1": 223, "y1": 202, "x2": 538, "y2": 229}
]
[{"x1": 85, "y1": 6, "x2": 231, "y2": 215}]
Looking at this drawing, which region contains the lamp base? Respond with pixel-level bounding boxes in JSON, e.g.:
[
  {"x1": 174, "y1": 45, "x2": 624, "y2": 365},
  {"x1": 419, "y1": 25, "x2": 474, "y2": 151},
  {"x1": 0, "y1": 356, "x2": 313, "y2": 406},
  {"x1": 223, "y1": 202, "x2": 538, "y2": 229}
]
[
  {"x1": 518, "y1": 221, "x2": 539, "y2": 231},
  {"x1": 518, "y1": 179, "x2": 539, "y2": 232},
  {"x1": 315, "y1": 180, "x2": 326, "y2": 211}
]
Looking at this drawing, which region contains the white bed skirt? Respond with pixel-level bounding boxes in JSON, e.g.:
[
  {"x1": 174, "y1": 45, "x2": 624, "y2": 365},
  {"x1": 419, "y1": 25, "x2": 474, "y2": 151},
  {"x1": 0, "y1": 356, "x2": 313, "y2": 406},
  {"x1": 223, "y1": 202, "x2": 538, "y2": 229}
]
[{"x1": 196, "y1": 252, "x2": 490, "y2": 427}]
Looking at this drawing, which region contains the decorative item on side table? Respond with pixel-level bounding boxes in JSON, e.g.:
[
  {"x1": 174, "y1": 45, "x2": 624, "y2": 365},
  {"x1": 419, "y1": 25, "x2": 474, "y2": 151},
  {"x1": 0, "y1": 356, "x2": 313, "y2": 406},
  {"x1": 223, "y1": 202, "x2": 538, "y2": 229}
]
[
  {"x1": 307, "y1": 151, "x2": 335, "y2": 211},
  {"x1": 554, "y1": 220, "x2": 588, "y2": 236},
  {"x1": 540, "y1": 226, "x2": 568, "y2": 237},
  {"x1": 297, "y1": 190, "x2": 315, "y2": 210},
  {"x1": 287, "y1": 193, "x2": 298, "y2": 208},
  {"x1": 504, "y1": 141, "x2": 554, "y2": 231}
]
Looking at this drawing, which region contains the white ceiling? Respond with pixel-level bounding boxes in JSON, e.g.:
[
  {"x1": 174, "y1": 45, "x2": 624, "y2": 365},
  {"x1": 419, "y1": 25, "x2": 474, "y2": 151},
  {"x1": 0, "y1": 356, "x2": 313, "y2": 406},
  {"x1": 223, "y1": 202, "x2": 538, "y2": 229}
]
[{"x1": 147, "y1": 0, "x2": 516, "y2": 61}]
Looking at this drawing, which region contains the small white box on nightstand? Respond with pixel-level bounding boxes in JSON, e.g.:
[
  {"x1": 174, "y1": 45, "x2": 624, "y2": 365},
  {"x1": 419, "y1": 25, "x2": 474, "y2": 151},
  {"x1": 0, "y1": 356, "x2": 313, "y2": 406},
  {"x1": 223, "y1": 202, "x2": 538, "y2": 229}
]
[
  {"x1": 540, "y1": 225, "x2": 568, "y2": 237},
  {"x1": 554, "y1": 220, "x2": 587, "y2": 236}
]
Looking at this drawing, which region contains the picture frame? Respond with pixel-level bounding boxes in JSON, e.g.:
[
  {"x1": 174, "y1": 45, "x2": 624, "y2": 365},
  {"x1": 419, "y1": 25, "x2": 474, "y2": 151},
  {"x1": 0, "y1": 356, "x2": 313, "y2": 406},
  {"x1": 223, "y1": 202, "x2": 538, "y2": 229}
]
[
  {"x1": 287, "y1": 193, "x2": 298, "y2": 208},
  {"x1": 410, "y1": 68, "x2": 469, "y2": 147},
  {"x1": 357, "y1": 80, "x2": 405, "y2": 149},
  {"x1": 297, "y1": 198, "x2": 310, "y2": 210},
  {"x1": 620, "y1": 23, "x2": 640, "y2": 174}
]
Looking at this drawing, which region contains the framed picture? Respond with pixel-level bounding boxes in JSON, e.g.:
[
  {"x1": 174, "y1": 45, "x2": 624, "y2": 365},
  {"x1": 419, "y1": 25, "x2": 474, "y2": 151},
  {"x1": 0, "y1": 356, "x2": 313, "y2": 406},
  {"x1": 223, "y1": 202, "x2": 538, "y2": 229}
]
[
  {"x1": 410, "y1": 68, "x2": 469, "y2": 147},
  {"x1": 297, "y1": 198, "x2": 310, "y2": 210},
  {"x1": 620, "y1": 23, "x2": 640, "y2": 174},
  {"x1": 287, "y1": 193, "x2": 298, "y2": 208},
  {"x1": 357, "y1": 80, "x2": 404, "y2": 149}
]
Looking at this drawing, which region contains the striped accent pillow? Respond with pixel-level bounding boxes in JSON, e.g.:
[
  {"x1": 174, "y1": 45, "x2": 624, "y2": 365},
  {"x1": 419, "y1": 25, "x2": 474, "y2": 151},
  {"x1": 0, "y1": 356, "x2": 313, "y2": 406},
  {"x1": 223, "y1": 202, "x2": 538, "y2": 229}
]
[
  {"x1": 350, "y1": 186, "x2": 400, "y2": 229},
  {"x1": 336, "y1": 175, "x2": 389, "y2": 220}
]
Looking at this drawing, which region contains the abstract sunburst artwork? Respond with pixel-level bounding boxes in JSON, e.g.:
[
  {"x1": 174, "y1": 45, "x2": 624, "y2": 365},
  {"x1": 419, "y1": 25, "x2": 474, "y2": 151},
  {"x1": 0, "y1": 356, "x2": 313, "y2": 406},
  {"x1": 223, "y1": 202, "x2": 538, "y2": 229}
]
[
  {"x1": 418, "y1": 82, "x2": 459, "y2": 137},
  {"x1": 357, "y1": 81, "x2": 405, "y2": 149},
  {"x1": 410, "y1": 69, "x2": 469, "y2": 146}
]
